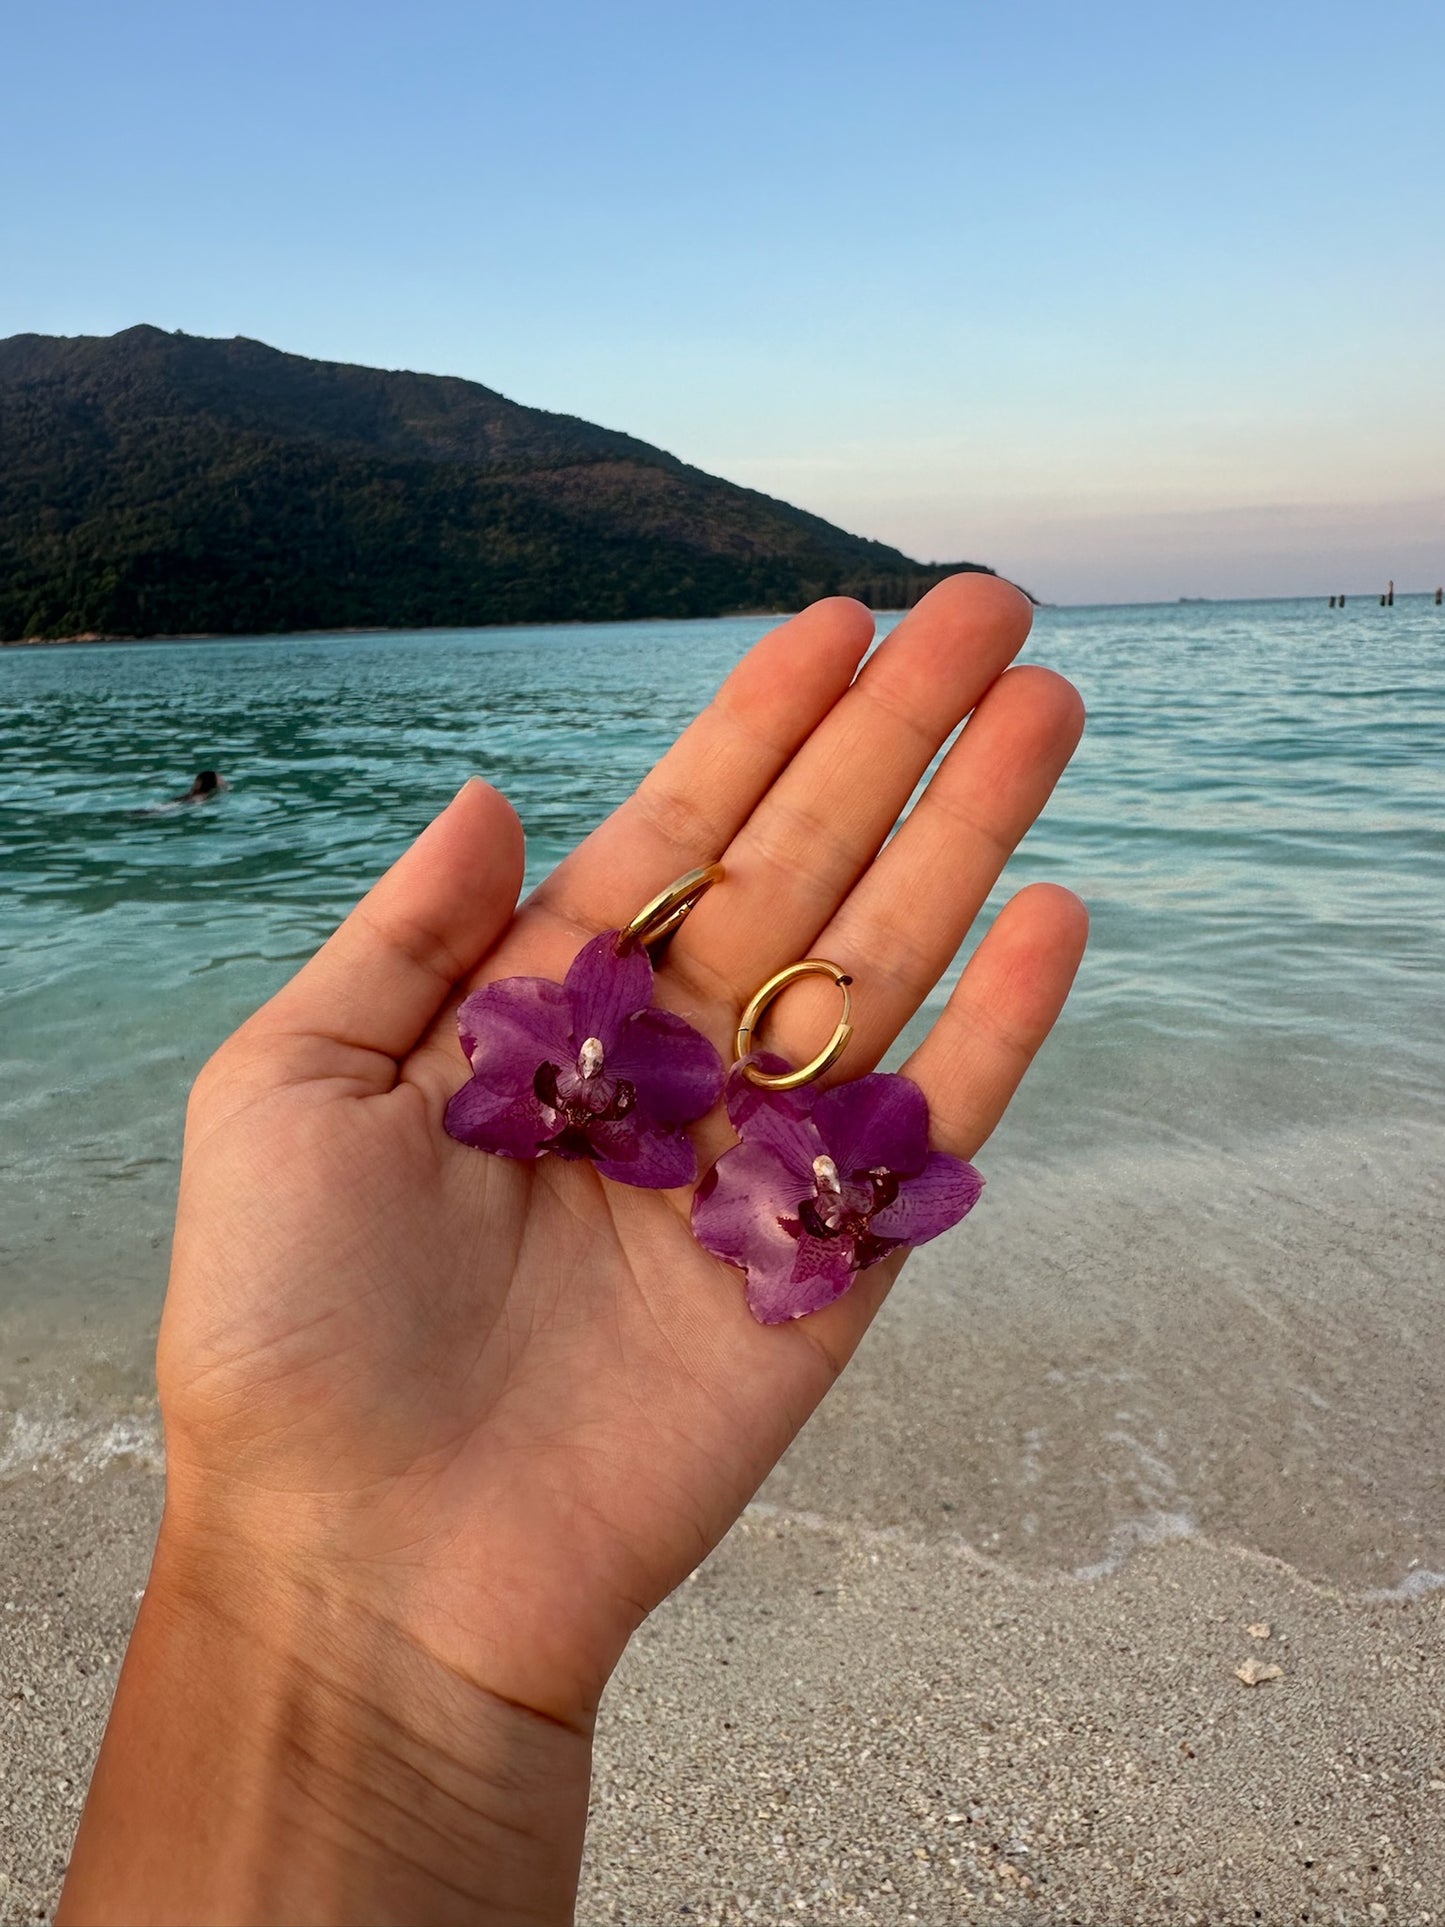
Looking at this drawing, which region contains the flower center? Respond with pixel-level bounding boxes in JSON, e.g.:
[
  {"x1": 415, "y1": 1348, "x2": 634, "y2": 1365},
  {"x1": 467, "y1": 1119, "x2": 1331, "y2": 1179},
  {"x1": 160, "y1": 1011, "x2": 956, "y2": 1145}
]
[
  {"x1": 533, "y1": 1038, "x2": 638, "y2": 1140},
  {"x1": 799, "y1": 1159, "x2": 900, "y2": 1241}
]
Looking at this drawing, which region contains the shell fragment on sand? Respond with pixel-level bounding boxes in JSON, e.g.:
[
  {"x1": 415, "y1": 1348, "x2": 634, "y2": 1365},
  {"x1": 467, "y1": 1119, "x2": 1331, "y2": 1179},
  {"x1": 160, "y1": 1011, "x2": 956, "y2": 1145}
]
[{"x1": 1235, "y1": 1659, "x2": 1284, "y2": 1686}]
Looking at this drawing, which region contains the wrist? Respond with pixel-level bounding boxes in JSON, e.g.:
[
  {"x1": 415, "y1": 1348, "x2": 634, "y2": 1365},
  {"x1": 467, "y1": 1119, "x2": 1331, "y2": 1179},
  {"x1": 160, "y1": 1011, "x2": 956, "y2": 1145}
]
[
  {"x1": 60, "y1": 1506, "x2": 593, "y2": 1926},
  {"x1": 155, "y1": 1445, "x2": 631, "y2": 1733}
]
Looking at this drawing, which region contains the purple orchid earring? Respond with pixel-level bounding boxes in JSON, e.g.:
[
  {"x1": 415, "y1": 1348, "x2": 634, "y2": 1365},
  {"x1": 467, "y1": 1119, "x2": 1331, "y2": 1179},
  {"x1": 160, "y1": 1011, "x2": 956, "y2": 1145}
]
[
  {"x1": 691, "y1": 959, "x2": 984, "y2": 1324},
  {"x1": 445, "y1": 865, "x2": 725, "y2": 1189}
]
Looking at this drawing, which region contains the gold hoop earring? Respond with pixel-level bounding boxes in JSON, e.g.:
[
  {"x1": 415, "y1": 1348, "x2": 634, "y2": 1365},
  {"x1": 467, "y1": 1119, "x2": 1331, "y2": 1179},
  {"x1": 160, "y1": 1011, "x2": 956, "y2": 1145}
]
[
  {"x1": 735, "y1": 958, "x2": 853, "y2": 1091},
  {"x1": 618, "y1": 861, "x2": 725, "y2": 951}
]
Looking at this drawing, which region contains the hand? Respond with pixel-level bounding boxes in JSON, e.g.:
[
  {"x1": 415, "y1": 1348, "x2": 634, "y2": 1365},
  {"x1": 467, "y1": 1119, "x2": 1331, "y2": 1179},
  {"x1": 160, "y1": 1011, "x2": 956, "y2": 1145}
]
[{"x1": 60, "y1": 578, "x2": 1085, "y2": 1925}]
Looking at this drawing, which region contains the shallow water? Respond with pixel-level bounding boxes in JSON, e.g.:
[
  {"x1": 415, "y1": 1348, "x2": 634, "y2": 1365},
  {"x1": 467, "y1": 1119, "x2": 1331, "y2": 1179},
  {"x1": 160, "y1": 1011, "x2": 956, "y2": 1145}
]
[{"x1": 3, "y1": 597, "x2": 1442, "y2": 1586}]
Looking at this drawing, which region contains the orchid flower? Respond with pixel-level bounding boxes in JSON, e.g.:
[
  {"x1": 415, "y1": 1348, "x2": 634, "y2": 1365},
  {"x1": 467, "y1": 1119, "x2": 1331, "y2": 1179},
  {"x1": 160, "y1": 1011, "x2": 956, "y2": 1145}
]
[
  {"x1": 445, "y1": 932, "x2": 723, "y2": 1188},
  {"x1": 692, "y1": 1056, "x2": 983, "y2": 1323}
]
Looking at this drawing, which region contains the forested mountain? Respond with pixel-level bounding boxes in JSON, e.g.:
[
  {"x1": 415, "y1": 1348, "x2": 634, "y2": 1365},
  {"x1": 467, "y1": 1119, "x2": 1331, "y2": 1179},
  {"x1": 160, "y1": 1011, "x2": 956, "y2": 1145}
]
[{"x1": 0, "y1": 327, "x2": 992, "y2": 639}]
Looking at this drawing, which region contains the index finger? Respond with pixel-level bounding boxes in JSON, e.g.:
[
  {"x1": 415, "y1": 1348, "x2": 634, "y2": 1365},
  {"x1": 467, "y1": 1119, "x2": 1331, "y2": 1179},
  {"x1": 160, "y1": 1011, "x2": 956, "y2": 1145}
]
[
  {"x1": 397, "y1": 599, "x2": 873, "y2": 1094},
  {"x1": 529, "y1": 597, "x2": 875, "y2": 944}
]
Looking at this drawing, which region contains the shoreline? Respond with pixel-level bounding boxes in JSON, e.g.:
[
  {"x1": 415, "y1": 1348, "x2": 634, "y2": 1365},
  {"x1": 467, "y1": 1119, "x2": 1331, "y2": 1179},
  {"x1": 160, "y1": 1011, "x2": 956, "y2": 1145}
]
[
  {"x1": 5, "y1": 589, "x2": 1441, "y2": 649},
  {"x1": 8, "y1": 1109, "x2": 1443, "y2": 1602},
  {"x1": 0, "y1": 612, "x2": 802, "y2": 650},
  {"x1": 3, "y1": 1446, "x2": 1441, "y2": 1923}
]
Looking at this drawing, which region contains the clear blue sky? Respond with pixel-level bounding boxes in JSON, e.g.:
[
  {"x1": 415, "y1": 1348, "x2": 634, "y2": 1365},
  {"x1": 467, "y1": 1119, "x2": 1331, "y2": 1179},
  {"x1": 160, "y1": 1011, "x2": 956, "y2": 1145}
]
[{"x1": 5, "y1": 0, "x2": 1442, "y2": 602}]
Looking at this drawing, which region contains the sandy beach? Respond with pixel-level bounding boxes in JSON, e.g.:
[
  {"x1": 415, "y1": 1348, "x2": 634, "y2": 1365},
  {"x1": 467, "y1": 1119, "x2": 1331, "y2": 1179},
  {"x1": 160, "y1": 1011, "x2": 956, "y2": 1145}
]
[{"x1": 4, "y1": 1378, "x2": 1443, "y2": 1926}]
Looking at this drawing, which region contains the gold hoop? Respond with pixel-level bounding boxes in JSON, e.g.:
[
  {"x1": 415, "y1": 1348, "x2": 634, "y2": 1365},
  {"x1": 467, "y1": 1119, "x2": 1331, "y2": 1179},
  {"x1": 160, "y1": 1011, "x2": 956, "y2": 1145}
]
[
  {"x1": 736, "y1": 959, "x2": 854, "y2": 1090},
  {"x1": 619, "y1": 861, "x2": 725, "y2": 951}
]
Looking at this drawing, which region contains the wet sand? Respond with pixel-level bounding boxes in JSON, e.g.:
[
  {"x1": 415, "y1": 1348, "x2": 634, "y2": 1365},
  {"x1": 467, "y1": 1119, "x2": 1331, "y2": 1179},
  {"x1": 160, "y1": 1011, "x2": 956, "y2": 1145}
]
[
  {"x1": 5, "y1": 1117, "x2": 1445, "y2": 1920},
  {"x1": 768, "y1": 1122, "x2": 1445, "y2": 1597},
  {"x1": 3, "y1": 1411, "x2": 1442, "y2": 1925}
]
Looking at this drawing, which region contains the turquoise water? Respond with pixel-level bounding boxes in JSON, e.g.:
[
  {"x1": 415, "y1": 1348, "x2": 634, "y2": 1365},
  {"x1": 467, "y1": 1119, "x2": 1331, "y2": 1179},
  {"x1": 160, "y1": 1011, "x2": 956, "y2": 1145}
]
[{"x1": 3, "y1": 597, "x2": 1444, "y2": 1583}]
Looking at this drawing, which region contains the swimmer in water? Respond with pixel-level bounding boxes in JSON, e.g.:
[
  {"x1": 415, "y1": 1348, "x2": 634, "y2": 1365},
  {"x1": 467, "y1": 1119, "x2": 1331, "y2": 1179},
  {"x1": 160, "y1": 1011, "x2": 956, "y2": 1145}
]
[
  {"x1": 173, "y1": 770, "x2": 228, "y2": 804},
  {"x1": 136, "y1": 771, "x2": 230, "y2": 816}
]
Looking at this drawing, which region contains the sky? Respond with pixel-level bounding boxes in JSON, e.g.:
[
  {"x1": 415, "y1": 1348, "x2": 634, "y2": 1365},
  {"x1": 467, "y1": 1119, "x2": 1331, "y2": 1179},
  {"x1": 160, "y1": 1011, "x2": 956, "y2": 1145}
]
[{"x1": 3, "y1": 0, "x2": 1442, "y2": 603}]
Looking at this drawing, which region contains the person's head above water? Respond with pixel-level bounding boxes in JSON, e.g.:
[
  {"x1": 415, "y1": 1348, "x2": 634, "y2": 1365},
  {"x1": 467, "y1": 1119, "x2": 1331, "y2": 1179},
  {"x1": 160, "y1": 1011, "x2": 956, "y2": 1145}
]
[{"x1": 171, "y1": 770, "x2": 229, "y2": 804}]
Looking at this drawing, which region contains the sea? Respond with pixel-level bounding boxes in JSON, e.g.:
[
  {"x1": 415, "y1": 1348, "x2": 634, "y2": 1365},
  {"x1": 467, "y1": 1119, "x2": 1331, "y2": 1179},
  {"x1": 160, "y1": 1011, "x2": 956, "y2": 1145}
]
[{"x1": 2, "y1": 596, "x2": 1443, "y2": 1593}]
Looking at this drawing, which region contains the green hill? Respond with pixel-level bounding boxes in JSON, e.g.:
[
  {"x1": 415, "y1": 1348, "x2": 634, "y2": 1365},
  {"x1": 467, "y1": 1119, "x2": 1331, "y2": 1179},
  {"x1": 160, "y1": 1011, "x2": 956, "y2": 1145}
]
[{"x1": 0, "y1": 326, "x2": 993, "y2": 640}]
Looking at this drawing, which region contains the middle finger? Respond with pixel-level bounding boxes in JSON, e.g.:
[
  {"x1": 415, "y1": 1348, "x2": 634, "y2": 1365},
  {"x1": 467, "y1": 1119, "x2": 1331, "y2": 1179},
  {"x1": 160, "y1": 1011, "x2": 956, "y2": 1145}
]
[{"x1": 667, "y1": 572, "x2": 1033, "y2": 1003}]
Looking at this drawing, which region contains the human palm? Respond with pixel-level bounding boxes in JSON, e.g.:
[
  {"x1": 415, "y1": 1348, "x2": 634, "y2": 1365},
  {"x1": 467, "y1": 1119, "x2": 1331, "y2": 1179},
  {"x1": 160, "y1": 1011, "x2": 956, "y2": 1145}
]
[{"x1": 157, "y1": 579, "x2": 1086, "y2": 1729}]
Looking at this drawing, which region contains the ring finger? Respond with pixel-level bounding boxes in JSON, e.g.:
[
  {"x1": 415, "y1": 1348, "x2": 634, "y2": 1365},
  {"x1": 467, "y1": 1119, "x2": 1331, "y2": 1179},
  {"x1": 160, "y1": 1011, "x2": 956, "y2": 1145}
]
[{"x1": 749, "y1": 664, "x2": 1084, "y2": 1075}]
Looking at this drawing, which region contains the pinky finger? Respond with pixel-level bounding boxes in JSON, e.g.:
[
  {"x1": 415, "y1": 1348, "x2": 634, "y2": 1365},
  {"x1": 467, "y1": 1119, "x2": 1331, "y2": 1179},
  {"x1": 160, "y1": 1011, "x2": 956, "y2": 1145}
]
[
  {"x1": 901, "y1": 882, "x2": 1089, "y2": 1160},
  {"x1": 779, "y1": 881, "x2": 1087, "y2": 1377}
]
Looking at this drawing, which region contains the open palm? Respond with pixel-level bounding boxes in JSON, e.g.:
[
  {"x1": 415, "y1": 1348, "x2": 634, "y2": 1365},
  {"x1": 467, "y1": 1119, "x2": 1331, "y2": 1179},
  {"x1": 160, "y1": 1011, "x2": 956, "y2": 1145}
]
[{"x1": 158, "y1": 577, "x2": 1086, "y2": 1730}]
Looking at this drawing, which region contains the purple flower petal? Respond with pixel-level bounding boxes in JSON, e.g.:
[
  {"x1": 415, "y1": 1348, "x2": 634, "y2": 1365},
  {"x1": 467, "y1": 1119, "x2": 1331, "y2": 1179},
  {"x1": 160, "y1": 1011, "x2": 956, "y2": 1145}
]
[
  {"x1": 458, "y1": 977, "x2": 573, "y2": 1087},
  {"x1": 608, "y1": 1007, "x2": 723, "y2": 1125},
  {"x1": 868, "y1": 1151, "x2": 984, "y2": 1244},
  {"x1": 589, "y1": 1116, "x2": 698, "y2": 1189},
  {"x1": 692, "y1": 1141, "x2": 814, "y2": 1273},
  {"x1": 746, "y1": 1231, "x2": 858, "y2": 1326},
  {"x1": 724, "y1": 1053, "x2": 815, "y2": 1133},
  {"x1": 812, "y1": 1073, "x2": 931, "y2": 1178},
  {"x1": 722, "y1": 1058, "x2": 825, "y2": 1190},
  {"x1": 564, "y1": 930, "x2": 653, "y2": 1051},
  {"x1": 737, "y1": 1103, "x2": 824, "y2": 1189},
  {"x1": 694, "y1": 1137, "x2": 855, "y2": 1322},
  {"x1": 444, "y1": 1076, "x2": 551, "y2": 1159}
]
